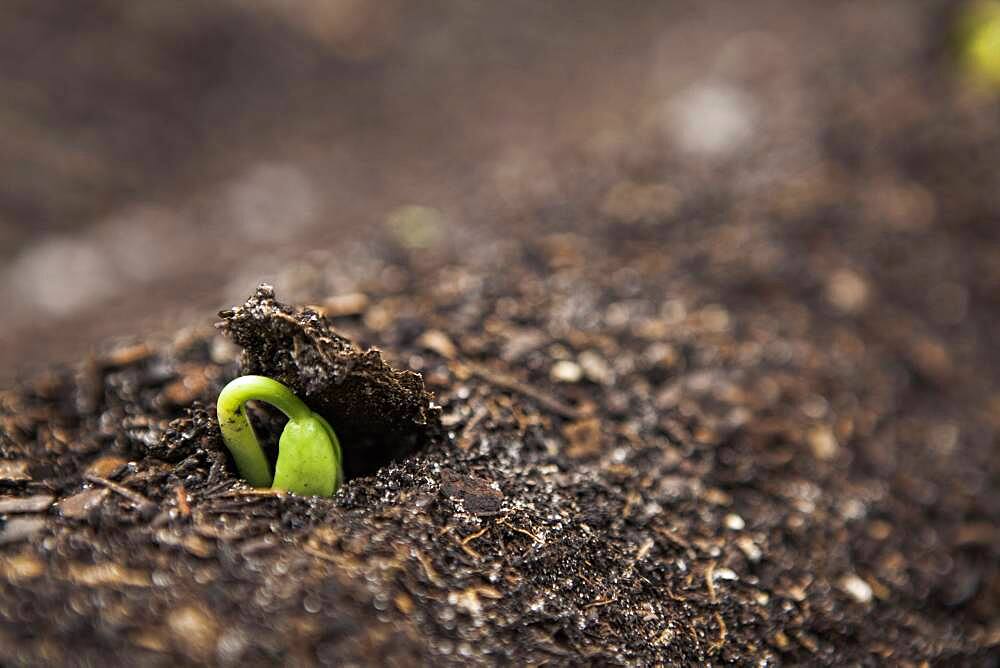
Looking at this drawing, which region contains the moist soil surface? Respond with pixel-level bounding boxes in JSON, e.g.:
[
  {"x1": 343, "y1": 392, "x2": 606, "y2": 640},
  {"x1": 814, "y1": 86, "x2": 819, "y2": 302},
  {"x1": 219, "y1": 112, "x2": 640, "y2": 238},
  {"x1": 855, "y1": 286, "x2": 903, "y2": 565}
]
[{"x1": 3, "y1": 6, "x2": 1000, "y2": 668}]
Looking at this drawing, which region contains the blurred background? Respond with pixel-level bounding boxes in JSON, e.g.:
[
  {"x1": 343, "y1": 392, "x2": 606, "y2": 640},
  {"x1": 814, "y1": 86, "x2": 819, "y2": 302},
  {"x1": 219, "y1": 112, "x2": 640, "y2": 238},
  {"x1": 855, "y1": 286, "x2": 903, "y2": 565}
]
[{"x1": 1, "y1": 0, "x2": 998, "y2": 381}]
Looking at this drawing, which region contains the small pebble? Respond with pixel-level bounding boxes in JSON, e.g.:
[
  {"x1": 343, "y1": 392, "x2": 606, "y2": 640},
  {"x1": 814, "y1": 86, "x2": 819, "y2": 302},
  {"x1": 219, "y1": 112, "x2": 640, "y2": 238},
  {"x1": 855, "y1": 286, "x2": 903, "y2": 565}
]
[
  {"x1": 578, "y1": 350, "x2": 614, "y2": 384},
  {"x1": 103, "y1": 343, "x2": 153, "y2": 368},
  {"x1": 550, "y1": 360, "x2": 583, "y2": 383},
  {"x1": 737, "y1": 536, "x2": 762, "y2": 562},
  {"x1": 827, "y1": 269, "x2": 870, "y2": 313},
  {"x1": 724, "y1": 514, "x2": 746, "y2": 531},
  {"x1": 807, "y1": 426, "x2": 839, "y2": 461},
  {"x1": 840, "y1": 574, "x2": 873, "y2": 604},
  {"x1": 418, "y1": 330, "x2": 458, "y2": 359},
  {"x1": 58, "y1": 488, "x2": 109, "y2": 520},
  {"x1": 322, "y1": 292, "x2": 369, "y2": 317},
  {"x1": 85, "y1": 456, "x2": 128, "y2": 480}
]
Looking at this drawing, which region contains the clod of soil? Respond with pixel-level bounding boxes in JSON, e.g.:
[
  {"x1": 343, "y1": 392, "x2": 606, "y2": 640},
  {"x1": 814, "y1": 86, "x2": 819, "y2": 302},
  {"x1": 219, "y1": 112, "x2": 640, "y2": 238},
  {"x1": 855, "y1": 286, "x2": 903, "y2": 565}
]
[{"x1": 217, "y1": 284, "x2": 441, "y2": 479}]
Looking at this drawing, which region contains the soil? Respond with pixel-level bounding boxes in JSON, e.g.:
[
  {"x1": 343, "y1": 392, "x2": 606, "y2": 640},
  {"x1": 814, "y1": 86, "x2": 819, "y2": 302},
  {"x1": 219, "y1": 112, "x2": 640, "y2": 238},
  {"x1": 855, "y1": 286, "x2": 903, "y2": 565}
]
[{"x1": 2, "y1": 1, "x2": 1000, "y2": 666}]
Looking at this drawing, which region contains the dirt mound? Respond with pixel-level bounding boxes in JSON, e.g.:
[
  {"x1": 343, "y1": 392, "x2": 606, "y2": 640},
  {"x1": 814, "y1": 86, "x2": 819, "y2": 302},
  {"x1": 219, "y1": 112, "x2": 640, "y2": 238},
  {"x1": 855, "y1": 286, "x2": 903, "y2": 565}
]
[{"x1": 218, "y1": 284, "x2": 441, "y2": 479}]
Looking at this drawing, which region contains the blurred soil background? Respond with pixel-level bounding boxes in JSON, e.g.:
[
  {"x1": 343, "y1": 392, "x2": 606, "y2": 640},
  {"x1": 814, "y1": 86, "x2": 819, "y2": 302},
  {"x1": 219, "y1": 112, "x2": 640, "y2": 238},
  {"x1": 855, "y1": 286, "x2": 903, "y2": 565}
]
[{"x1": 0, "y1": 0, "x2": 988, "y2": 380}]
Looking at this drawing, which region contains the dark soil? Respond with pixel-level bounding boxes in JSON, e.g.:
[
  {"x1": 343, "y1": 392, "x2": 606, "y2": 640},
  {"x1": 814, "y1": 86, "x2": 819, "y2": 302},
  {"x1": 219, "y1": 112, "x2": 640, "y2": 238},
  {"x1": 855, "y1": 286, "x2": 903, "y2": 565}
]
[
  {"x1": 3, "y1": 2, "x2": 1000, "y2": 667},
  {"x1": 3, "y1": 183, "x2": 1000, "y2": 666}
]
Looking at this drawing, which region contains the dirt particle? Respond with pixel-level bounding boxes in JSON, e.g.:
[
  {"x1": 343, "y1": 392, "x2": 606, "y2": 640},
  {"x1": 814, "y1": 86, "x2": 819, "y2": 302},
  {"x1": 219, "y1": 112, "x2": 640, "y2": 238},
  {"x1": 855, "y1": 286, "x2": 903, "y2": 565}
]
[
  {"x1": 502, "y1": 330, "x2": 546, "y2": 361},
  {"x1": 321, "y1": 292, "x2": 370, "y2": 318},
  {"x1": 807, "y1": 426, "x2": 839, "y2": 461},
  {"x1": 704, "y1": 488, "x2": 733, "y2": 506},
  {"x1": 156, "y1": 529, "x2": 216, "y2": 559},
  {"x1": 440, "y1": 471, "x2": 503, "y2": 516},
  {"x1": 827, "y1": 269, "x2": 870, "y2": 314},
  {"x1": 737, "y1": 536, "x2": 762, "y2": 562},
  {"x1": 0, "y1": 494, "x2": 54, "y2": 514},
  {"x1": 448, "y1": 586, "x2": 501, "y2": 616},
  {"x1": 0, "y1": 517, "x2": 47, "y2": 545},
  {"x1": 84, "y1": 456, "x2": 128, "y2": 480},
  {"x1": 395, "y1": 593, "x2": 414, "y2": 615},
  {"x1": 167, "y1": 605, "x2": 220, "y2": 662},
  {"x1": 563, "y1": 417, "x2": 603, "y2": 459},
  {"x1": 867, "y1": 520, "x2": 893, "y2": 541},
  {"x1": 216, "y1": 627, "x2": 250, "y2": 665},
  {"x1": 0, "y1": 460, "x2": 31, "y2": 482},
  {"x1": 578, "y1": 350, "x2": 613, "y2": 385},
  {"x1": 909, "y1": 338, "x2": 953, "y2": 383},
  {"x1": 57, "y1": 488, "x2": 109, "y2": 520},
  {"x1": 0, "y1": 552, "x2": 45, "y2": 581},
  {"x1": 550, "y1": 360, "x2": 583, "y2": 383},
  {"x1": 697, "y1": 304, "x2": 731, "y2": 333},
  {"x1": 839, "y1": 573, "x2": 873, "y2": 604},
  {"x1": 163, "y1": 365, "x2": 210, "y2": 406},
  {"x1": 101, "y1": 343, "x2": 154, "y2": 368},
  {"x1": 363, "y1": 300, "x2": 395, "y2": 331},
  {"x1": 418, "y1": 329, "x2": 458, "y2": 360},
  {"x1": 131, "y1": 628, "x2": 169, "y2": 653},
  {"x1": 67, "y1": 563, "x2": 151, "y2": 588}
]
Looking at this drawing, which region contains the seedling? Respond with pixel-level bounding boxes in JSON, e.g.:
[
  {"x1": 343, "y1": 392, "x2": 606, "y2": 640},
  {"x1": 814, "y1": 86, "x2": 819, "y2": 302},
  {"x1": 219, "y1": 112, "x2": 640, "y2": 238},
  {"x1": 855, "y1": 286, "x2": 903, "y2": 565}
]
[{"x1": 216, "y1": 375, "x2": 342, "y2": 497}]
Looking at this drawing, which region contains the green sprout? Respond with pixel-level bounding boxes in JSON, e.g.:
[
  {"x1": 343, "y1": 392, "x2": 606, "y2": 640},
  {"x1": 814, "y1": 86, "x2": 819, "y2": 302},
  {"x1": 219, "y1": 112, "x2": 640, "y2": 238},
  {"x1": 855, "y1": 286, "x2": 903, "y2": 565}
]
[
  {"x1": 216, "y1": 375, "x2": 342, "y2": 497},
  {"x1": 961, "y1": 1, "x2": 1000, "y2": 87}
]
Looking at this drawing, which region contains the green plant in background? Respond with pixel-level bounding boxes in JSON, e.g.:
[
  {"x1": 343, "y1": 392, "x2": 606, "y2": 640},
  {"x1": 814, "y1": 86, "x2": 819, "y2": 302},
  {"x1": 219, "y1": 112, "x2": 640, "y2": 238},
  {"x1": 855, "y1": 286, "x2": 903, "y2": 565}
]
[
  {"x1": 217, "y1": 375, "x2": 342, "y2": 497},
  {"x1": 961, "y1": 1, "x2": 1000, "y2": 86}
]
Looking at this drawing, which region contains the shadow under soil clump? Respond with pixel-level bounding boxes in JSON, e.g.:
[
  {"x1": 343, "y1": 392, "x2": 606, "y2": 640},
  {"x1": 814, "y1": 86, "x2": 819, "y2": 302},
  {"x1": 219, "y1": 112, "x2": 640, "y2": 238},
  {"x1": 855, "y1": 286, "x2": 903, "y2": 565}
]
[{"x1": 217, "y1": 284, "x2": 442, "y2": 480}]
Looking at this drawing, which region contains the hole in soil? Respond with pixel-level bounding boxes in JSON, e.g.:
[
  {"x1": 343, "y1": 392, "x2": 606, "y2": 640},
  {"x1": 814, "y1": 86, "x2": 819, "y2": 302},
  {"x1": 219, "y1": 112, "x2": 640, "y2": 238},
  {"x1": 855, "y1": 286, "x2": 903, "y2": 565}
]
[{"x1": 242, "y1": 399, "x2": 428, "y2": 482}]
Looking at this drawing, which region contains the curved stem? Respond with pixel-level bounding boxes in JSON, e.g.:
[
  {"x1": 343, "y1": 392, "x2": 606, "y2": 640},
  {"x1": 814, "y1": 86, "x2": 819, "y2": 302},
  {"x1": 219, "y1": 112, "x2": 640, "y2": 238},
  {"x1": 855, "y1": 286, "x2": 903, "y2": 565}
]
[
  {"x1": 218, "y1": 375, "x2": 312, "y2": 421},
  {"x1": 216, "y1": 375, "x2": 311, "y2": 488}
]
